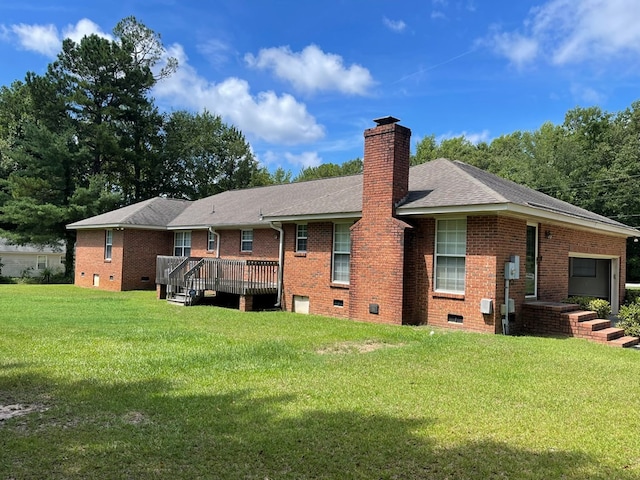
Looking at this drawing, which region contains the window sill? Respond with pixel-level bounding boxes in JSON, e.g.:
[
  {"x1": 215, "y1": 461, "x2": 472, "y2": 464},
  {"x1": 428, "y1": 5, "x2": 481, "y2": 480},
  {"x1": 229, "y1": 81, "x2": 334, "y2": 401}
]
[
  {"x1": 432, "y1": 292, "x2": 464, "y2": 301},
  {"x1": 330, "y1": 283, "x2": 350, "y2": 290},
  {"x1": 104, "y1": 259, "x2": 112, "y2": 263},
  {"x1": 240, "y1": 251, "x2": 252, "y2": 255},
  {"x1": 294, "y1": 252, "x2": 307, "y2": 257}
]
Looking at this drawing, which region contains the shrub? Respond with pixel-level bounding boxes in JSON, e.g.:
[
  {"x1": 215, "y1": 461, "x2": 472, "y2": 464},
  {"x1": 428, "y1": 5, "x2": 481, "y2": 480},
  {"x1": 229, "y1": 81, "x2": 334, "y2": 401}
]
[
  {"x1": 565, "y1": 296, "x2": 611, "y2": 319},
  {"x1": 625, "y1": 288, "x2": 640, "y2": 305},
  {"x1": 617, "y1": 302, "x2": 640, "y2": 337}
]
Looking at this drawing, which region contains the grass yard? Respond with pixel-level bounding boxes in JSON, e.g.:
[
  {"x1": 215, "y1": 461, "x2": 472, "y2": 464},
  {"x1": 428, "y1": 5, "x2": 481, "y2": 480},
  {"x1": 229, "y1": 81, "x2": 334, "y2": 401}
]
[{"x1": 1, "y1": 285, "x2": 639, "y2": 479}]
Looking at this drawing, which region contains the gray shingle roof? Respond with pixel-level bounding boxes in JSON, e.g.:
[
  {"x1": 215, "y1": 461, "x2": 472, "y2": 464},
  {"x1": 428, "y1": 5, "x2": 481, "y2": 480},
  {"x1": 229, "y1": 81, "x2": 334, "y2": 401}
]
[
  {"x1": 0, "y1": 238, "x2": 65, "y2": 254},
  {"x1": 67, "y1": 197, "x2": 190, "y2": 229},
  {"x1": 399, "y1": 159, "x2": 630, "y2": 229},
  {"x1": 67, "y1": 158, "x2": 637, "y2": 236}
]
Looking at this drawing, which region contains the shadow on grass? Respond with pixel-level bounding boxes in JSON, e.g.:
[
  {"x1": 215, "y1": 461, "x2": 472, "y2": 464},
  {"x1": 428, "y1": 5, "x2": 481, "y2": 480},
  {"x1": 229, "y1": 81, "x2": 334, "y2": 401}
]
[{"x1": 0, "y1": 371, "x2": 635, "y2": 479}]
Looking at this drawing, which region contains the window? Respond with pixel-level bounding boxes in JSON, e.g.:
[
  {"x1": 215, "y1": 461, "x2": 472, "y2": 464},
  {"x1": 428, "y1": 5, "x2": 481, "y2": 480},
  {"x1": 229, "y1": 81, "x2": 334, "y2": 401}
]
[
  {"x1": 571, "y1": 258, "x2": 597, "y2": 277},
  {"x1": 332, "y1": 223, "x2": 351, "y2": 284},
  {"x1": 296, "y1": 224, "x2": 308, "y2": 252},
  {"x1": 241, "y1": 229, "x2": 253, "y2": 252},
  {"x1": 174, "y1": 231, "x2": 191, "y2": 257},
  {"x1": 105, "y1": 230, "x2": 113, "y2": 260},
  {"x1": 208, "y1": 230, "x2": 216, "y2": 251},
  {"x1": 526, "y1": 224, "x2": 538, "y2": 297},
  {"x1": 37, "y1": 255, "x2": 47, "y2": 270},
  {"x1": 435, "y1": 218, "x2": 466, "y2": 293}
]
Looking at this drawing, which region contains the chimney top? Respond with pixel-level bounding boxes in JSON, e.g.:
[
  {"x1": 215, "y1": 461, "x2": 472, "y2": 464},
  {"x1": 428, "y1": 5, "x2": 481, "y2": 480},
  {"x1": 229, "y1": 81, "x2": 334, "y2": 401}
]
[{"x1": 373, "y1": 116, "x2": 400, "y2": 126}]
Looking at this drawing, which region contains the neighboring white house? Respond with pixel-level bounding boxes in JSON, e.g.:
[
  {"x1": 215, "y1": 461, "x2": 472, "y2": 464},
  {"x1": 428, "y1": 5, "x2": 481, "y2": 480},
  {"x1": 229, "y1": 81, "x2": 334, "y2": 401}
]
[{"x1": 0, "y1": 238, "x2": 65, "y2": 277}]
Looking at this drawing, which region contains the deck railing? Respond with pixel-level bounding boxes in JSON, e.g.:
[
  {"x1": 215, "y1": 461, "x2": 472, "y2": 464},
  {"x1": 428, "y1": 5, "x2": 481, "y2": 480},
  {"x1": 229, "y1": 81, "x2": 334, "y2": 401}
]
[{"x1": 156, "y1": 256, "x2": 279, "y2": 295}]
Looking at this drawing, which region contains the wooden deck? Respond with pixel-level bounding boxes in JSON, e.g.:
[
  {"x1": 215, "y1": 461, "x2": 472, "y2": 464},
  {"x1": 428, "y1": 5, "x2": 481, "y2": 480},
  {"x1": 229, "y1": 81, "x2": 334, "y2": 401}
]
[{"x1": 156, "y1": 256, "x2": 278, "y2": 296}]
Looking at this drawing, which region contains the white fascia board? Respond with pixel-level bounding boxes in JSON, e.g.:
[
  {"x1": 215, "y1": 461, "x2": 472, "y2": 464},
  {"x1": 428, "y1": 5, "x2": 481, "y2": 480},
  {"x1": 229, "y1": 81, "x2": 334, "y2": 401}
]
[
  {"x1": 397, "y1": 203, "x2": 639, "y2": 238},
  {"x1": 66, "y1": 224, "x2": 168, "y2": 231},
  {"x1": 166, "y1": 223, "x2": 269, "y2": 231},
  {"x1": 262, "y1": 211, "x2": 362, "y2": 223}
]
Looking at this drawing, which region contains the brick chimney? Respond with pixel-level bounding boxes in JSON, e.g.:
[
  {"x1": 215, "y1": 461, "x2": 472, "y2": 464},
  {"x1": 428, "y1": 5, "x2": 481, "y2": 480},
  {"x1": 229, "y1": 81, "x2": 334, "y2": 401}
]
[
  {"x1": 349, "y1": 116, "x2": 413, "y2": 325},
  {"x1": 361, "y1": 116, "x2": 411, "y2": 218}
]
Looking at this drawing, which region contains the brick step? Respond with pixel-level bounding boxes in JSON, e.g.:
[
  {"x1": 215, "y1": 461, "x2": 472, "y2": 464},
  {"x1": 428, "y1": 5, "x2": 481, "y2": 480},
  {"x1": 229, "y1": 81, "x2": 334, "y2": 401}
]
[
  {"x1": 575, "y1": 319, "x2": 611, "y2": 332},
  {"x1": 563, "y1": 310, "x2": 598, "y2": 324},
  {"x1": 608, "y1": 336, "x2": 640, "y2": 348},
  {"x1": 591, "y1": 327, "x2": 625, "y2": 342}
]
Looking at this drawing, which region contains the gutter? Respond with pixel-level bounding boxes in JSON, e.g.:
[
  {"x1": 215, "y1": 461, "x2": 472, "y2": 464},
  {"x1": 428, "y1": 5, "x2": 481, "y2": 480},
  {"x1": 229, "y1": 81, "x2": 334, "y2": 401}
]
[
  {"x1": 208, "y1": 227, "x2": 220, "y2": 258},
  {"x1": 270, "y1": 221, "x2": 285, "y2": 308}
]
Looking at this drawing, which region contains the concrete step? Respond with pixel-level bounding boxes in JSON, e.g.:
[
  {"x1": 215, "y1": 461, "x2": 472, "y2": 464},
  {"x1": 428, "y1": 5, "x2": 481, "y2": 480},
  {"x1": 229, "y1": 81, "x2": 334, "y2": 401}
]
[
  {"x1": 608, "y1": 336, "x2": 640, "y2": 348},
  {"x1": 592, "y1": 327, "x2": 625, "y2": 342}
]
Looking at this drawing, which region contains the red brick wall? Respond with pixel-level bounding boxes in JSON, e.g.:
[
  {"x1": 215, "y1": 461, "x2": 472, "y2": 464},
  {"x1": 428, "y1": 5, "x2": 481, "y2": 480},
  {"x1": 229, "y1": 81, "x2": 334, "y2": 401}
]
[
  {"x1": 281, "y1": 222, "x2": 351, "y2": 318},
  {"x1": 350, "y1": 217, "x2": 410, "y2": 324},
  {"x1": 537, "y1": 222, "x2": 626, "y2": 305},
  {"x1": 75, "y1": 229, "x2": 124, "y2": 291},
  {"x1": 362, "y1": 122, "x2": 411, "y2": 219},
  {"x1": 75, "y1": 229, "x2": 174, "y2": 291},
  {"x1": 121, "y1": 229, "x2": 173, "y2": 290}
]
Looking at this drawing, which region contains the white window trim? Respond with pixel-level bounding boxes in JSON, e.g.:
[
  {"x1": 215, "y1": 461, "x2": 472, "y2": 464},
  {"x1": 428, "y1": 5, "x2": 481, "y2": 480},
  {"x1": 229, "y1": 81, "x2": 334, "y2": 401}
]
[
  {"x1": 525, "y1": 223, "x2": 538, "y2": 298},
  {"x1": 207, "y1": 230, "x2": 216, "y2": 251},
  {"x1": 36, "y1": 255, "x2": 47, "y2": 270},
  {"x1": 105, "y1": 229, "x2": 113, "y2": 260},
  {"x1": 241, "y1": 229, "x2": 253, "y2": 252},
  {"x1": 332, "y1": 222, "x2": 351, "y2": 284},
  {"x1": 434, "y1": 218, "x2": 466, "y2": 294},
  {"x1": 174, "y1": 231, "x2": 192, "y2": 257},
  {"x1": 296, "y1": 224, "x2": 308, "y2": 252}
]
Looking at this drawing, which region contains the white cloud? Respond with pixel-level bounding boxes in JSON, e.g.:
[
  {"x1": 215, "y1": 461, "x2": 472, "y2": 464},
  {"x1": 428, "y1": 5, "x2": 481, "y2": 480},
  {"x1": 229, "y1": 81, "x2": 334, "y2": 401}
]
[
  {"x1": 154, "y1": 44, "x2": 325, "y2": 145},
  {"x1": 570, "y1": 83, "x2": 605, "y2": 104},
  {"x1": 483, "y1": 30, "x2": 539, "y2": 68},
  {"x1": 383, "y1": 17, "x2": 406, "y2": 32},
  {"x1": 62, "y1": 18, "x2": 111, "y2": 44},
  {"x1": 196, "y1": 38, "x2": 232, "y2": 66},
  {"x1": 284, "y1": 151, "x2": 322, "y2": 169},
  {"x1": 244, "y1": 44, "x2": 374, "y2": 95},
  {"x1": 482, "y1": 0, "x2": 640, "y2": 67},
  {"x1": 438, "y1": 129, "x2": 491, "y2": 145},
  {"x1": 2, "y1": 18, "x2": 110, "y2": 58},
  {"x1": 8, "y1": 23, "x2": 60, "y2": 56}
]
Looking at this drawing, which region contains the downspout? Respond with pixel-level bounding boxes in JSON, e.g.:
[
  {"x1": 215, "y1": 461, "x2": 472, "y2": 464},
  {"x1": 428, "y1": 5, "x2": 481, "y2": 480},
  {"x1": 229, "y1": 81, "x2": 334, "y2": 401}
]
[
  {"x1": 208, "y1": 227, "x2": 220, "y2": 258},
  {"x1": 270, "y1": 221, "x2": 285, "y2": 308}
]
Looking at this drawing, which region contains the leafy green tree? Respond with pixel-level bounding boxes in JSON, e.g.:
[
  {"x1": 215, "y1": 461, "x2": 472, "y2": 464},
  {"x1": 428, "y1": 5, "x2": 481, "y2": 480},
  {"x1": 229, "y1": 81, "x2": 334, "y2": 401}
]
[
  {"x1": 162, "y1": 110, "x2": 259, "y2": 199},
  {"x1": 293, "y1": 158, "x2": 363, "y2": 182}
]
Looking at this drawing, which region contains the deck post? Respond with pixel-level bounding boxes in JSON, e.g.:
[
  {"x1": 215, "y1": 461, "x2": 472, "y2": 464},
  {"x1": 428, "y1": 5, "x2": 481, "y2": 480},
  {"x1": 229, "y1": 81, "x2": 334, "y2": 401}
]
[{"x1": 239, "y1": 295, "x2": 253, "y2": 312}]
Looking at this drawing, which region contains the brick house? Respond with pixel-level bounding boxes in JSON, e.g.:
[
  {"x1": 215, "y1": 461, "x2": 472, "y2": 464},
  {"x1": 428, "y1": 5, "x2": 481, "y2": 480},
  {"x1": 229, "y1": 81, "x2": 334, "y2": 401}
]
[{"x1": 67, "y1": 117, "x2": 639, "y2": 340}]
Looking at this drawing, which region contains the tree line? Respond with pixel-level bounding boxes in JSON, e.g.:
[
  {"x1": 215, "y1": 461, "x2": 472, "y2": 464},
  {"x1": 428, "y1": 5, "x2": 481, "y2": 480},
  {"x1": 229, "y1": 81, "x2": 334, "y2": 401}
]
[
  {"x1": 1, "y1": 16, "x2": 639, "y2": 279},
  {"x1": 0, "y1": 17, "x2": 273, "y2": 276}
]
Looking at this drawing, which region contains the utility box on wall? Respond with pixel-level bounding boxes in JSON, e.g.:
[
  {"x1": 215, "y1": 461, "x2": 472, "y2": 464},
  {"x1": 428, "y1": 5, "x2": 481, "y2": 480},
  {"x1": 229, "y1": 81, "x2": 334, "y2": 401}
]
[{"x1": 480, "y1": 298, "x2": 493, "y2": 314}]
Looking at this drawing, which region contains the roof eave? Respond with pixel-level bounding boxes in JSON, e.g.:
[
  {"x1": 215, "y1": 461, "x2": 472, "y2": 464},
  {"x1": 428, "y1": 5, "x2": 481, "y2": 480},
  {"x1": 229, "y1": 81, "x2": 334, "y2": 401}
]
[
  {"x1": 66, "y1": 223, "x2": 169, "y2": 231},
  {"x1": 397, "y1": 203, "x2": 639, "y2": 237},
  {"x1": 262, "y1": 211, "x2": 362, "y2": 223}
]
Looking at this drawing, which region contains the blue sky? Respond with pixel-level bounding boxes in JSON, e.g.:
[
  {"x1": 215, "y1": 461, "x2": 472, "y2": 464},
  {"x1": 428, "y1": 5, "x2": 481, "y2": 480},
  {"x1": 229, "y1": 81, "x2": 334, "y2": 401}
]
[{"x1": 2, "y1": 1, "x2": 640, "y2": 176}]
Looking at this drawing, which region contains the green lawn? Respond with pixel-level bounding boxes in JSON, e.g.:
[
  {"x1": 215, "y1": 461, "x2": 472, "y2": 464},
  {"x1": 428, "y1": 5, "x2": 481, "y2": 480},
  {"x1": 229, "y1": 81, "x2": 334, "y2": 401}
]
[{"x1": 1, "y1": 285, "x2": 639, "y2": 479}]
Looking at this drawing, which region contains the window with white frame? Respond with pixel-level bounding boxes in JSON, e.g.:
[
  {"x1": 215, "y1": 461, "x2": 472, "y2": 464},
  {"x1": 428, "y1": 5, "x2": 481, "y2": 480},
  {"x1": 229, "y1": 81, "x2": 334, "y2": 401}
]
[
  {"x1": 105, "y1": 229, "x2": 113, "y2": 260},
  {"x1": 174, "y1": 231, "x2": 191, "y2": 256},
  {"x1": 434, "y1": 218, "x2": 466, "y2": 293},
  {"x1": 37, "y1": 255, "x2": 47, "y2": 270},
  {"x1": 241, "y1": 229, "x2": 253, "y2": 252},
  {"x1": 296, "y1": 224, "x2": 308, "y2": 252},
  {"x1": 208, "y1": 230, "x2": 216, "y2": 251},
  {"x1": 332, "y1": 223, "x2": 351, "y2": 284}
]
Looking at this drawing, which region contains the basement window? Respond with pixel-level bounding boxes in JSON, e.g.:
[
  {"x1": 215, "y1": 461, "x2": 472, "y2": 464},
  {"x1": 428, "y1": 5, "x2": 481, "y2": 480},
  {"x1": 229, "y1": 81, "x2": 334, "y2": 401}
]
[
  {"x1": 333, "y1": 299, "x2": 344, "y2": 307},
  {"x1": 447, "y1": 314, "x2": 463, "y2": 324}
]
